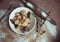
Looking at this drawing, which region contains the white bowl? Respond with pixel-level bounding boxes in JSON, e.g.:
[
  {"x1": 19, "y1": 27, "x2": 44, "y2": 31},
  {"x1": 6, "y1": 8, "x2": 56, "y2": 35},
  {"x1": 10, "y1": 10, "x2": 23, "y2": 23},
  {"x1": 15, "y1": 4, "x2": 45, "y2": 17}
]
[{"x1": 9, "y1": 7, "x2": 36, "y2": 35}]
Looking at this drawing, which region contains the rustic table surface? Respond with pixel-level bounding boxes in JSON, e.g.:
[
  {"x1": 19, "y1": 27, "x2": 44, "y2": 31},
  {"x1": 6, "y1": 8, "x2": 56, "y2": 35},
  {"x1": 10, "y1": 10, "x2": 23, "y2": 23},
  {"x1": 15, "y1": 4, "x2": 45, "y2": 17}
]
[{"x1": 0, "y1": 0, "x2": 60, "y2": 42}]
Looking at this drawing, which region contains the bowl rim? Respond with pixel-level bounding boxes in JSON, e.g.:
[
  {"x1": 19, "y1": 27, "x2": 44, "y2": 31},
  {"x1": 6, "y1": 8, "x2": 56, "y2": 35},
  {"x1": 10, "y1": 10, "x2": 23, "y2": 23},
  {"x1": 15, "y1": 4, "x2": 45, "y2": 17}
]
[{"x1": 9, "y1": 7, "x2": 36, "y2": 35}]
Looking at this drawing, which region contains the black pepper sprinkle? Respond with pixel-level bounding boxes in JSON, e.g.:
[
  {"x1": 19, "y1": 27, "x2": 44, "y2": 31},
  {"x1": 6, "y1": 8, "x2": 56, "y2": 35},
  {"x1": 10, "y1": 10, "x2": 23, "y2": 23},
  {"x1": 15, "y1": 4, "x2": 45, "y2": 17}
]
[
  {"x1": 40, "y1": 33, "x2": 43, "y2": 35},
  {"x1": 42, "y1": 31, "x2": 45, "y2": 33}
]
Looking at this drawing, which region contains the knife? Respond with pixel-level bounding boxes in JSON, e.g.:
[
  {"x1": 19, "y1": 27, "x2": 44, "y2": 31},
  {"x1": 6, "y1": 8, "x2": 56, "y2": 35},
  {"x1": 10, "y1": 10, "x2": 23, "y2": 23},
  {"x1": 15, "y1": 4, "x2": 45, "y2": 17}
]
[{"x1": 20, "y1": 0, "x2": 56, "y2": 25}]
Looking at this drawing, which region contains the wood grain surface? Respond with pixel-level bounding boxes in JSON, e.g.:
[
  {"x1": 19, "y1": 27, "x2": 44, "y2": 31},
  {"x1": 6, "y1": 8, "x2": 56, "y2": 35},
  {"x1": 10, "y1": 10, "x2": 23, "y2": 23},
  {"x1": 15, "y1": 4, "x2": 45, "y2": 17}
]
[{"x1": 0, "y1": 0, "x2": 60, "y2": 42}]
